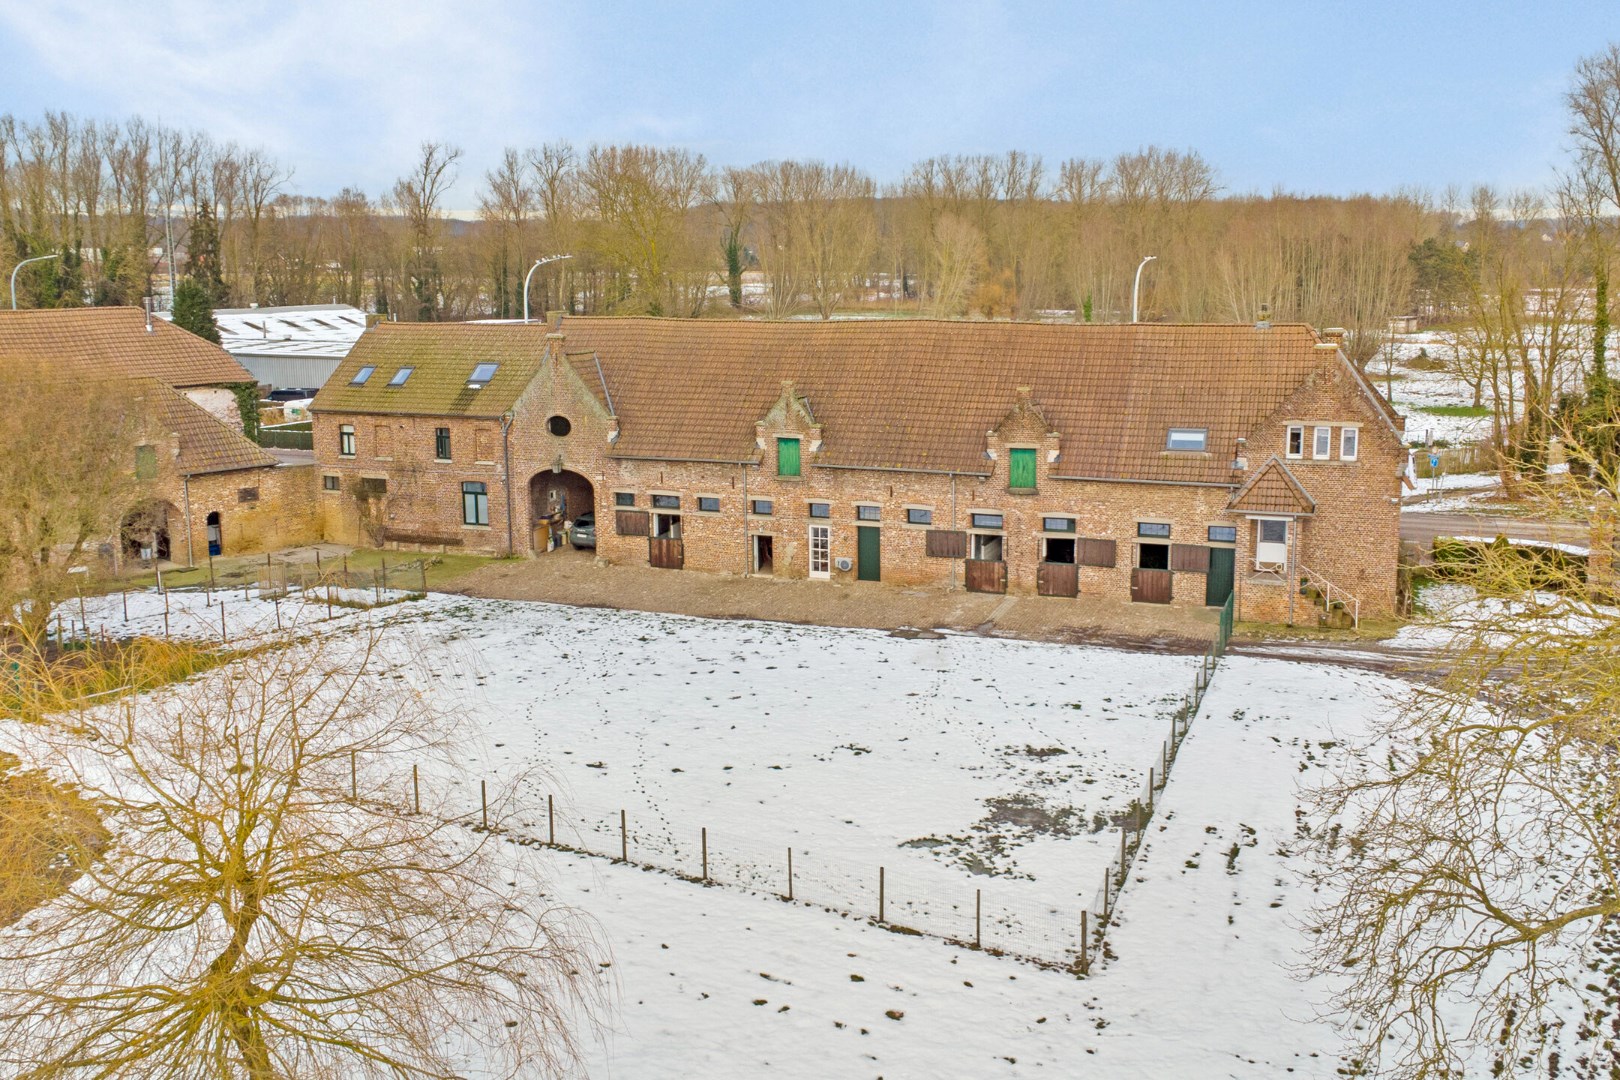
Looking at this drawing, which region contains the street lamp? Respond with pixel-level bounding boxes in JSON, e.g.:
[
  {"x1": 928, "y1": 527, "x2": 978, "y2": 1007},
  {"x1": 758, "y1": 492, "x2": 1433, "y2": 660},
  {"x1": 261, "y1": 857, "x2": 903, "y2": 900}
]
[
  {"x1": 523, "y1": 254, "x2": 574, "y2": 323},
  {"x1": 1131, "y1": 255, "x2": 1157, "y2": 324},
  {"x1": 10, "y1": 253, "x2": 61, "y2": 310}
]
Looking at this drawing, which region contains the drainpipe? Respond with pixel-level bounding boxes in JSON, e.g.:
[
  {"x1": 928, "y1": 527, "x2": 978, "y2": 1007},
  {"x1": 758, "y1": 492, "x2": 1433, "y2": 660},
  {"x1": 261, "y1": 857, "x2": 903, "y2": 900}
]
[
  {"x1": 950, "y1": 472, "x2": 959, "y2": 591},
  {"x1": 1286, "y1": 517, "x2": 1297, "y2": 626},
  {"x1": 501, "y1": 412, "x2": 515, "y2": 556},
  {"x1": 181, "y1": 474, "x2": 195, "y2": 568},
  {"x1": 741, "y1": 462, "x2": 750, "y2": 576}
]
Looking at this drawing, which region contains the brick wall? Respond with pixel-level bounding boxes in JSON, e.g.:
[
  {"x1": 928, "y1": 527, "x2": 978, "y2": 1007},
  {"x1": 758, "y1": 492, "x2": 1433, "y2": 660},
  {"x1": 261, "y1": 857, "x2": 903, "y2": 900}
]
[{"x1": 152, "y1": 463, "x2": 321, "y2": 565}]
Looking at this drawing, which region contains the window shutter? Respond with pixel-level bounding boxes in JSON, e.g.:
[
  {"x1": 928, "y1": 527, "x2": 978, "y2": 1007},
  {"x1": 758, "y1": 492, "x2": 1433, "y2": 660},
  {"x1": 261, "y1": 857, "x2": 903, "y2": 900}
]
[
  {"x1": 1077, "y1": 538, "x2": 1117, "y2": 567},
  {"x1": 777, "y1": 437, "x2": 801, "y2": 477},
  {"x1": 615, "y1": 509, "x2": 650, "y2": 537},
  {"x1": 1170, "y1": 544, "x2": 1211, "y2": 573},
  {"x1": 1009, "y1": 447, "x2": 1036, "y2": 489},
  {"x1": 925, "y1": 529, "x2": 967, "y2": 558}
]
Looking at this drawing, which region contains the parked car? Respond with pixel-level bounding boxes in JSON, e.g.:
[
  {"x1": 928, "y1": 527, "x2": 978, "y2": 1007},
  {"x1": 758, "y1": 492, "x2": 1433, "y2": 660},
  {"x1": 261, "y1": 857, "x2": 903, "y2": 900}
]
[{"x1": 570, "y1": 512, "x2": 596, "y2": 549}]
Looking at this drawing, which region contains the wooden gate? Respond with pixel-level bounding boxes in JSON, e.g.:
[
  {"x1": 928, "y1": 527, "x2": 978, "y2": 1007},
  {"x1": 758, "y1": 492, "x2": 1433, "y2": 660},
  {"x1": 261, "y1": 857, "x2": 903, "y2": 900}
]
[
  {"x1": 649, "y1": 537, "x2": 684, "y2": 570},
  {"x1": 1037, "y1": 561, "x2": 1079, "y2": 597},
  {"x1": 965, "y1": 559, "x2": 1007, "y2": 594},
  {"x1": 1130, "y1": 567, "x2": 1172, "y2": 604}
]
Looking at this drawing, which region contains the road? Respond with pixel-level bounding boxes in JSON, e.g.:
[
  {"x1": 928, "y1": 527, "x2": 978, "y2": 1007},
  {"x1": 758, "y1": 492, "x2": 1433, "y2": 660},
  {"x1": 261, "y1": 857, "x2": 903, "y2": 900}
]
[{"x1": 1399, "y1": 511, "x2": 1591, "y2": 550}]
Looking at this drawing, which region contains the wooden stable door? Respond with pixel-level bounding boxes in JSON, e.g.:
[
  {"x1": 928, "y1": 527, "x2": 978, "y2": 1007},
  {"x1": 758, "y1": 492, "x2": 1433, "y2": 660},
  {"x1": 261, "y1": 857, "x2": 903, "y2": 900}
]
[
  {"x1": 1206, "y1": 548, "x2": 1235, "y2": 607},
  {"x1": 857, "y1": 526, "x2": 881, "y2": 581},
  {"x1": 965, "y1": 559, "x2": 1008, "y2": 594},
  {"x1": 1037, "y1": 561, "x2": 1079, "y2": 597},
  {"x1": 1130, "y1": 567, "x2": 1173, "y2": 604}
]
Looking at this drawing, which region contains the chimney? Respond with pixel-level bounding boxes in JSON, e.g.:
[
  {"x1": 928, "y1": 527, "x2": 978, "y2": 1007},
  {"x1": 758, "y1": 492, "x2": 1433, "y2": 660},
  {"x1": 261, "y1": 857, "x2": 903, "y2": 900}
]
[
  {"x1": 142, "y1": 296, "x2": 154, "y2": 333},
  {"x1": 1321, "y1": 327, "x2": 1347, "y2": 349},
  {"x1": 1255, "y1": 303, "x2": 1271, "y2": 330}
]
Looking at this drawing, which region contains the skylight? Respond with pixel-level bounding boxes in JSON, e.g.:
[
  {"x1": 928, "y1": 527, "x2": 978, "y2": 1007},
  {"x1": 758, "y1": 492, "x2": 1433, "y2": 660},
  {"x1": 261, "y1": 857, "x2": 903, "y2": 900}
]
[
  {"x1": 467, "y1": 362, "x2": 499, "y2": 388},
  {"x1": 1166, "y1": 428, "x2": 1208, "y2": 452},
  {"x1": 388, "y1": 367, "x2": 414, "y2": 387},
  {"x1": 350, "y1": 365, "x2": 376, "y2": 385}
]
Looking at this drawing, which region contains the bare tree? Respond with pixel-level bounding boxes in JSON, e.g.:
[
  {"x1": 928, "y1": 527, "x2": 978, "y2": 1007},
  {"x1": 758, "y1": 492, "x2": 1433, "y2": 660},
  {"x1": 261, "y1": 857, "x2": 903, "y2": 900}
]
[
  {"x1": 392, "y1": 141, "x2": 463, "y2": 321},
  {"x1": 0, "y1": 625, "x2": 605, "y2": 1079}
]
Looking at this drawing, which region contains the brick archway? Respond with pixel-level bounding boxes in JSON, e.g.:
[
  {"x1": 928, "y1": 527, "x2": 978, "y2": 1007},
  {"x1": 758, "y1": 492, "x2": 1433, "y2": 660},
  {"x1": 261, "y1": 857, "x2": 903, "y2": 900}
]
[{"x1": 528, "y1": 469, "x2": 595, "y2": 550}]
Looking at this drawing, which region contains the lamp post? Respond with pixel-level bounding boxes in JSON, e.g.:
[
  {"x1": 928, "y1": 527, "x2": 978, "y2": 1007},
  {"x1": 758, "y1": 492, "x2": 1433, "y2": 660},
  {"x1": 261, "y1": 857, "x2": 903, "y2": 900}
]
[
  {"x1": 523, "y1": 254, "x2": 574, "y2": 323},
  {"x1": 1131, "y1": 255, "x2": 1157, "y2": 324},
  {"x1": 10, "y1": 253, "x2": 61, "y2": 310}
]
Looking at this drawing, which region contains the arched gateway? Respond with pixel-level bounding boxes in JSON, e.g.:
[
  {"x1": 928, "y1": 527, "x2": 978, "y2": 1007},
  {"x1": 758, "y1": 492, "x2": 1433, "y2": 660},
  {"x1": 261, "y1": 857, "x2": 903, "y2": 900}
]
[{"x1": 528, "y1": 469, "x2": 595, "y2": 552}]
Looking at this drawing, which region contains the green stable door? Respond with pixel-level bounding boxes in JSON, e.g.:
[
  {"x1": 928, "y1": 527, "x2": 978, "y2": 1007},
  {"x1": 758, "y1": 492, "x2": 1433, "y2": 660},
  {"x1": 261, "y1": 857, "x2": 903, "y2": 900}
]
[
  {"x1": 856, "y1": 526, "x2": 881, "y2": 581},
  {"x1": 1206, "y1": 547, "x2": 1235, "y2": 607}
]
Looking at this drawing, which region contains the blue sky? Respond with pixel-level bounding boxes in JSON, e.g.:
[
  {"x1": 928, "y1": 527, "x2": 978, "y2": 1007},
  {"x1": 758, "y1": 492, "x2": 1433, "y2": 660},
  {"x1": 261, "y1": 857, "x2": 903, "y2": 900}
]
[{"x1": 1, "y1": 1, "x2": 1616, "y2": 208}]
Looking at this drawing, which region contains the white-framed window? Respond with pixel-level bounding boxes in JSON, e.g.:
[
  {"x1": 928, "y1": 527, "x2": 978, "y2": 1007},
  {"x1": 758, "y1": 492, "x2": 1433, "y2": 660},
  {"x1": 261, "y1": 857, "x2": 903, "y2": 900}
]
[
  {"x1": 808, "y1": 524, "x2": 831, "y2": 578},
  {"x1": 1165, "y1": 428, "x2": 1207, "y2": 452},
  {"x1": 1286, "y1": 425, "x2": 1304, "y2": 459},
  {"x1": 1313, "y1": 426, "x2": 1332, "y2": 460},
  {"x1": 1340, "y1": 426, "x2": 1359, "y2": 461},
  {"x1": 1255, "y1": 518, "x2": 1289, "y2": 570}
]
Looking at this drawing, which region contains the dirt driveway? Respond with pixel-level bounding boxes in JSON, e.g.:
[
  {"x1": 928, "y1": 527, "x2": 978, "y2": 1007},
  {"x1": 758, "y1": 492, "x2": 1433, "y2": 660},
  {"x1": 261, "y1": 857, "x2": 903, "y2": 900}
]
[{"x1": 448, "y1": 548, "x2": 1221, "y2": 652}]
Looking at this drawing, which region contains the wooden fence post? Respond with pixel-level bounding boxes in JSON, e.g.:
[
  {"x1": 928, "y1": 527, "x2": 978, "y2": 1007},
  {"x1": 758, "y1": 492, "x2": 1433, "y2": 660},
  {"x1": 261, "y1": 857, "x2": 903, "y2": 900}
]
[
  {"x1": 481, "y1": 779, "x2": 488, "y2": 829},
  {"x1": 420, "y1": 560, "x2": 428, "y2": 593},
  {"x1": 1102, "y1": 868, "x2": 1111, "y2": 922},
  {"x1": 701, "y1": 827, "x2": 708, "y2": 882},
  {"x1": 220, "y1": 602, "x2": 228, "y2": 643},
  {"x1": 1119, "y1": 828, "x2": 1127, "y2": 884},
  {"x1": 121, "y1": 589, "x2": 128, "y2": 622},
  {"x1": 975, "y1": 888, "x2": 982, "y2": 949},
  {"x1": 787, "y1": 847, "x2": 794, "y2": 901},
  {"x1": 274, "y1": 597, "x2": 281, "y2": 631},
  {"x1": 1080, "y1": 910, "x2": 1090, "y2": 975},
  {"x1": 381, "y1": 556, "x2": 388, "y2": 595},
  {"x1": 620, "y1": 810, "x2": 628, "y2": 862},
  {"x1": 878, "y1": 866, "x2": 886, "y2": 923},
  {"x1": 412, "y1": 764, "x2": 420, "y2": 815},
  {"x1": 548, "y1": 794, "x2": 555, "y2": 845}
]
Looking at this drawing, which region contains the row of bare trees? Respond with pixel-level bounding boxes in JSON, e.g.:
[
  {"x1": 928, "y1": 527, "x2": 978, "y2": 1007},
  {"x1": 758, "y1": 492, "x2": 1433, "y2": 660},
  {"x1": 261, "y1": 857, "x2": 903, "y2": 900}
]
[{"x1": 5, "y1": 114, "x2": 1439, "y2": 349}]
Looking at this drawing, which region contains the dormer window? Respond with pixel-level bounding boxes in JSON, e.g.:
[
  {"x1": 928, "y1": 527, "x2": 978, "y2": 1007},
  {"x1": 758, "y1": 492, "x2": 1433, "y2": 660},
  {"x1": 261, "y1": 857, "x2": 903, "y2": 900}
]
[
  {"x1": 467, "y1": 362, "x2": 499, "y2": 389},
  {"x1": 350, "y1": 365, "x2": 376, "y2": 385},
  {"x1": 1166, "y1": 428, "x2": 1207, "y2": 452},
  {"x1": 388, "y1": 367, "x2": 413, "y2": 387}
]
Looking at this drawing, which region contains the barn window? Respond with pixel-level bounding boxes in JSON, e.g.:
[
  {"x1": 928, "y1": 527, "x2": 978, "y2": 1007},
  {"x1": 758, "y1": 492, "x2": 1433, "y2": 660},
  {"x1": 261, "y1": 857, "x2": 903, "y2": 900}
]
[
  {"x1": 906, "y1": 507, "x2": 932, "y2": 526},
  {"x1": 547, "y1": 415, "x2": 572, "y2": 437},
  {"x1": 435, "y1": 428, "x2": 451, "y2": 460},
  {"x1": 1008, "y1": 447, "x2": 1037, "y2": 491},
  {"x1": 809, "y1": 501, "x2": 831, "y2": 519},
  {"x1": 1137, "y1": 522, "x2": 1172, "y2": 539},
  {"x1": 750, "y1": 499, "x2": 773, "y2": 516},
  {"x1": 462, "y1": 481, "x2": 489, "y2": 526},
  {"x1": 237, "y1": 487, "x2": 259, "y2": 503},
  {"x1": 777, "y1": 437, "x2": 801, "y2": 477},
  {"x1": 322, "y1": 474, "x2": 340, "y2": 492},
  {"x1": 652, "y1": 494, "x2": 680, "y2": 510},
  {"x1": 698, "y1": 496, "x2": 721, "y2": 513},
  {"x1": 970, "y1": 513, "x2": 1003, "y2": 530},
  {"x1": 615, "y1": 491, "x2": 636, "y2": 507},
  {"x1": 338, "y1": 425, "x2": 355, "y2": 457}
]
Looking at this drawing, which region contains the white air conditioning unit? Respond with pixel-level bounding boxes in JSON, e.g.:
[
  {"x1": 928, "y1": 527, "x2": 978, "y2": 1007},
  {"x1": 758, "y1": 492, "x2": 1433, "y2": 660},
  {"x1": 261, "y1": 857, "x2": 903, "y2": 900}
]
[{"x1": 834, "y1": 557, "x2": 853, "y2": 572}]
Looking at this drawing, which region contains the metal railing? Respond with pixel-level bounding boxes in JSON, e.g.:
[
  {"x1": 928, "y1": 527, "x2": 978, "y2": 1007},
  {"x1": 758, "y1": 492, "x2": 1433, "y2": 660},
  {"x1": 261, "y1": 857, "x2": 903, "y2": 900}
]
[{"x1": 1297, "y1": 564, "x2": 1360, "y2": 627}]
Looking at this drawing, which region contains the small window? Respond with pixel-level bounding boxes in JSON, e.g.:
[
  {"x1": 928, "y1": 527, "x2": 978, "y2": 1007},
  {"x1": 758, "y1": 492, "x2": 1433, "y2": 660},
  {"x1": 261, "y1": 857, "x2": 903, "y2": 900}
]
[
  {"x1": 462, "y1": 481, "x2": 489, "y2": 526},
  {"x1": 435, "y1": 427, "x2": 451, "y2": 460},
  {"x1": 614, "y1": 492, "x2": 636, "y2": 507},
  {"x1": 698, "y1": 496, "x2": 720, "y2": 513},
  {"x1": 906, "y1": 507, "x2": 933, "y2": 526},
  {"x1": 1259, "y1": 519, "x2": 1288, "y2": 544},
  {"x1": 134, "y1": 444, "x2": 157, "y2": 480},
  {"x1": 237, "y1": 487, "x2": 259, "y2": 503},
  {"x1": 1166, "y1": 428, "x2": 1208, "y2": 452},
  {"x1": 970, "y1": 532, "x2": 1003, "y2": 560},
  {"x1": 547, "y1": 415, "x2": 572, "y2": 437},
  {"x1": 468, "y1": 362, "x2": 500, "y2": 387},
  {"x1": 1042, "y1": 516, "x2": 1075, "y2": 532},
  {"x1": 856, "y1": 504, "x2": 880, "y2": 522},
  {"x1": 1207, "y1": 525, "x2": 1237, "y2": 543},
  {"x1": 1286, "y1": 425, "x2": 1304, "y2": 459},
  {"x1": 1137, "y1": 522, "x2": 1172, "y2": 538},
  {"x1": 1341, "y1": 427, "x2": 1359, "y2": 461},
  {"x1": 322, "y1": 474, "x2": 341, "y2": 491},
  {"x1": 652, "y1": 494, "x2": 680, "y2": 510},
  {"x1": 338, "y1": 424, "x2": 356, "y2": 457},
  {"x1": 777, "y1": 437, "x2": 801, "y2": 478},
  {"x1": 358, "y1": 476, "x2": 387, "y2": 496},
  {"x1": 349, "y1": 365, "x2": 376, "y2": 386},
  {"x1": 1313, "y1": 426, "x2": 1332, "y2": 459},
  {"x1": 750, "y1": 499, "x2": 773, "y2": 516},
  {"x1": 387, "y1": 367, "x2": 413, "y2": 387},
  {"x1": 809, "y1": 502, "x2": 831, "y2": 519},
  {"x1": 970, "y1": 513, "x2": 1004, "y2": 530}
]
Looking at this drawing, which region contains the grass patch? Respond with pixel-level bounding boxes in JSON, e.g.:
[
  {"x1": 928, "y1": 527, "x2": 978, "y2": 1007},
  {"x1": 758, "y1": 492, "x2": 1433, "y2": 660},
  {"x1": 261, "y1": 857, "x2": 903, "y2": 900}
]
[
  {"x1": 116, "y1": 548, "x2": 497, "y2": 595},
  {"x1": 0, "y1": 752, "x2": 108, "y2": 926},
  {"x1": 1, "y1": 636, "x2": 239, "y2": 724},
  {"x1": 1413, "y1": 404, "x2": 1492, "y2": 418}
]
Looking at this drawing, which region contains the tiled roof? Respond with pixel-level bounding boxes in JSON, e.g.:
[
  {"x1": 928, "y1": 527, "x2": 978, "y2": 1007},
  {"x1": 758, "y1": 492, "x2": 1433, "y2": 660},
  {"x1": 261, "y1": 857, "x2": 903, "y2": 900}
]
[
  {"x1": 0, "y1": 307, "x2": 254, "y2": 387},
  {"x1": 312, "y1": 323, "x2": 546, "y2": 418},
  {"x1": 556, "y1": 317, "x2": 1347, "y2": 483},
  {"x1": 138, "y1": 381, "x2": 280, "y2": 476},
  {"x1": 1227, "y1": 456, "x2": 1316, "y2": 515}
]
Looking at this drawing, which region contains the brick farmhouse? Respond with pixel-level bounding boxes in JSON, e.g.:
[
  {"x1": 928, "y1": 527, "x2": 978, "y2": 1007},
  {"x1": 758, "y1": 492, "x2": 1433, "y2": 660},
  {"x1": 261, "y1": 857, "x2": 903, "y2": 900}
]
[
  {"x1": 0, "y1": 307, "x2": 318, "y2": 565},
  {"x1": 312, "y1": 317, "x2": 1405, "y2": 624}
]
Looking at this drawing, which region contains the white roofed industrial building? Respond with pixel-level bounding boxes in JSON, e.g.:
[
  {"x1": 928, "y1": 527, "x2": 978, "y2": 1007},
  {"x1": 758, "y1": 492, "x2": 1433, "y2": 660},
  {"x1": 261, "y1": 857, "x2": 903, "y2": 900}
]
[{"x1": 160, "y1": 303, "x2": 368, "y2": 392}]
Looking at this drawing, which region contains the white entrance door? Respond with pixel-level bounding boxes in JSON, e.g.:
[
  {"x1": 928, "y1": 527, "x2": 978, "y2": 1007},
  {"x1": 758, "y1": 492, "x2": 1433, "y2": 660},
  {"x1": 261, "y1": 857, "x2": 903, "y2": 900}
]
[{"x1": 808, "y1": 525, "x2": 830, "y2": 579}]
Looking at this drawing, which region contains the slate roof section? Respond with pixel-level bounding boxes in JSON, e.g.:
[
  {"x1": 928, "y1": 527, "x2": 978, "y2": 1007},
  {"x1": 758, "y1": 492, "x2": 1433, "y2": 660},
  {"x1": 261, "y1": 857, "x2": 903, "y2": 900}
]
[
  {"x1": 138, "y1": 380, "x2": 280, "y2": 476},
  {"x1": 312, "y1": 323, "x2": 547, "y2": 418},
  {"x1": 556, "y1": 317, "x2": 1347, "y2": 483},
  {"x1": 1227, "y1": 456, "x2": 1317, "y2": 515},
  {"x1": 0, "y1": 307, "x2": 254, "y2": 387}
]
